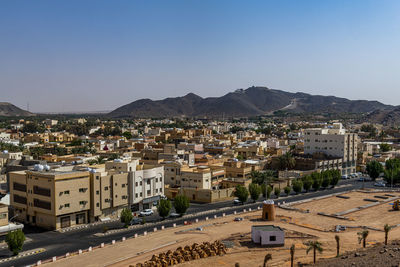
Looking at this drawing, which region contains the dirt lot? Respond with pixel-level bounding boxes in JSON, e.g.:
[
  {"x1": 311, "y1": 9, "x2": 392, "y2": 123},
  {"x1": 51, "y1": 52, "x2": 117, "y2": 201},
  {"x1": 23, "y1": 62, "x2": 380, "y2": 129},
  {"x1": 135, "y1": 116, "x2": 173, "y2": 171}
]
[{"x1": 46, "y1": 190, "x2": 400, "y2": 267}]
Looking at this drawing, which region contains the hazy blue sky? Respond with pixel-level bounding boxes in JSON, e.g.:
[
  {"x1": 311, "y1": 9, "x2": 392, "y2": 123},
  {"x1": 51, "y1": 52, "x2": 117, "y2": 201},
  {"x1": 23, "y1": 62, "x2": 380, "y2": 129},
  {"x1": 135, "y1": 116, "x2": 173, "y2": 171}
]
[{"x1": 1, "y1": 0, "x2": 400, "y2": 113}]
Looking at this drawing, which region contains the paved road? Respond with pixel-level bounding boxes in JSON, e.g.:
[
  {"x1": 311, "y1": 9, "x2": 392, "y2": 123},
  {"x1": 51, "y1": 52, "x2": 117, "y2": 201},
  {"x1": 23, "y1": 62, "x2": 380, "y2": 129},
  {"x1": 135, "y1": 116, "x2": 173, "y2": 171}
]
[{"x1": 2, "y1": 178, "x2": 375, "y2": 267}]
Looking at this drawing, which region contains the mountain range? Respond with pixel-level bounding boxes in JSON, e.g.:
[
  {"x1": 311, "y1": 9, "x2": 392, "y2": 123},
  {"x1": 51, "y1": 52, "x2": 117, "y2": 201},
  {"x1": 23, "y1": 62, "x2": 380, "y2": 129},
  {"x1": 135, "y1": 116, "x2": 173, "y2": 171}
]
[
  {"x1": 108, "y1": 87, "x2": 395, "y2": 118},
  {"x1": 0, "y1": 102, "x2": 34, "y2": 117}
]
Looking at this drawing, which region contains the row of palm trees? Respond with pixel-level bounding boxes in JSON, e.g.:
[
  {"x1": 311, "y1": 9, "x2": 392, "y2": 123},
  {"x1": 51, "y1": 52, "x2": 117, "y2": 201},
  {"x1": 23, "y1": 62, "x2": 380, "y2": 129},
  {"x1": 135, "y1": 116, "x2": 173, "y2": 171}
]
[{"x1": 256, "y1": 223, "x2": 393, "y2": 266}]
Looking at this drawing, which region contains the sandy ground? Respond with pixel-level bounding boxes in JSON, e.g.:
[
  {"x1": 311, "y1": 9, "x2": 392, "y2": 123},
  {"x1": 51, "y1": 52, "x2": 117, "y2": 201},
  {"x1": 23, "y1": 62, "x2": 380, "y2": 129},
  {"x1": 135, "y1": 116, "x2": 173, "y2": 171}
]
[{"x1": 44, "y1": 190, "x2": 400, "y2": 267}]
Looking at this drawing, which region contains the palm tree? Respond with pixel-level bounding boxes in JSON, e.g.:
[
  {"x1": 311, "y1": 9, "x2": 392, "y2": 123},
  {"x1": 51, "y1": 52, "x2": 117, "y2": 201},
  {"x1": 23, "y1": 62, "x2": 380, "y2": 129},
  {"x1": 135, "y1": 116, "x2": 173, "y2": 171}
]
[
  {"x1": 278, "y1": 152, "x2": 296, "y2": 170},
  {"x1": 290, "y1": 244, "x2": 295, "y2": 267},
  {"x1": 357, "y1": 229, "x2": 369, "y2": 248},
  {"x1": 263, "y1": 253, "x2": 272, "y2": 267},
  {"x1": 305, "y1": 240, "x2": 323, "y2": 264},
  {"x1": 384, "y1": 224, "x2": 392, "y2": 245},
  {"x1": 335, "y1": 235, "x2": 340, "y2": 257}
]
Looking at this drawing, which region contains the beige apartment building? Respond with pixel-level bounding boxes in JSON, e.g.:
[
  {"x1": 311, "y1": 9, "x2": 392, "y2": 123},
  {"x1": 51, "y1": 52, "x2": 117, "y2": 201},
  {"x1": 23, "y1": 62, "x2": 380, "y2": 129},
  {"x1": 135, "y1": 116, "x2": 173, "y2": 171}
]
[
  {"x1": 10, "y1": 169, "x2": 91, "y2": 229},
  {"x1": 9, "y1": 159, "x2": 165, "y2": 229},
  {"x1": 304, "y1": 123, "x2": 358, "y2": 175}
]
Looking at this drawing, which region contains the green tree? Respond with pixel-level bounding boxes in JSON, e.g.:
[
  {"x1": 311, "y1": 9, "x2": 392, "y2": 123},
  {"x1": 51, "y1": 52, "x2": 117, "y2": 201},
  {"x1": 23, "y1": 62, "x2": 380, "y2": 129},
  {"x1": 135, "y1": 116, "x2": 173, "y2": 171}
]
[
  {"x1": 284, "y1": 186, "x2": 291, "y2": 196},
  {"x1": 335, "y1": 235, "x2": 340, "y2": 257},
  {"x1": 357, "y1": 229, "x2": 369, "y2": 248},
  {"x1": 290, "y1": 244, "x2": 295, "y2": 267},
  {"x1": 305, "y1": 240, "x2": 323, "y2": 264},
  {"x1": 384, "y1": 224, "x2": 392, "y2": 245},
  {"x1": 330, "y1": 170, "x2": 341, "y2": 188},
  {"x1": 120, "y1": 208, "x2": 133, "y2": 227},
  {"x1": 261, "y1": 183, "x2": 267, "y2": 198},
  {"x1": 292, "y1": 179, "x2": 303, "y2": 194},
  {"x1": 366, "y1": 161, "x2": 384, "y2": 181},
  {"x1": 302, "y1": 175, "x2": 313, "y2": 192},
  {"x1": 249, "y1": 183, "x2": 261, "y2": 202},
  {"x1": 278, "y1": 152, "x2": 296, "y2": 170},
  {"x1": 321, "y1": 171, "x2": 331, "y2": 188},
  {"x1": 234, "y1": 185, "x2": 249, "y2": 204},
  {"x1": 380, "y1": 143, "x2": 391, "y2": 152},
  {"x1": 70, "y1": 138, "x2": 82, "y2": 146},
  {"x1": 274, "y1": 187, "x2": 281, "y2": 199},
  {"x1": 122, "y1": 131, "x2": 133, "y2": 140},
  {"x1": 311, "y1": 172, "x2": 322, "y2": 191},
  {"x1": 5, "y1": 229, "x2": 26, "y2": 255},
  {"x1": 173, "y1": 195, "x2": 190, "y2": 215},
  {"x1": 157, "y1": 199, "x2": 172, "y2": 219},
  {"x1": 266, "y1": 185, "x2": 273, "y2": 199}
]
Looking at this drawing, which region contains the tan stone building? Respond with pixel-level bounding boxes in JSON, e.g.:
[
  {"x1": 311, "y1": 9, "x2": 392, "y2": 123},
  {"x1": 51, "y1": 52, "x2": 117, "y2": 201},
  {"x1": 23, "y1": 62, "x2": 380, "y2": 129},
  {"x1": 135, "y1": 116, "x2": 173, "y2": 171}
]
[
  {"x1": 9, "y1": 159, "x2": 165, "y2": 229},
  {"x1": 10, "y1": 169, "x2": 91, "y2": 229}
]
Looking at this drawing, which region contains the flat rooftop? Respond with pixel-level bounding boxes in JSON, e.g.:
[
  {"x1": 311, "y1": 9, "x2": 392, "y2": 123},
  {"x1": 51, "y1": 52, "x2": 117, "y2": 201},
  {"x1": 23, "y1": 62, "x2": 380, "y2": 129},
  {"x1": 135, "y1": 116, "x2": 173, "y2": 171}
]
[{"x1": 252, "y1": 225, "x2": 283, "y2": 232}]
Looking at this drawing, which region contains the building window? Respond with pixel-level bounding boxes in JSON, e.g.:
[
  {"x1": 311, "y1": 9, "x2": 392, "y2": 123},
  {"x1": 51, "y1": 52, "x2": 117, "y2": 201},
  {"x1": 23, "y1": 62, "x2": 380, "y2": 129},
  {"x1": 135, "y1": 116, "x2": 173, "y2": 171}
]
[
  {"x1": 135, "y1": 193, "x2": 138, "y2": 198},
  {"x1": 122, "y1": 184, "x2": 126, "y2": 188},
  {"x1": 104, "y1": 186, "x2": 108, "y2": 191},
  {"x1": 135, "y1": 182, "x2": 138, "y2": 186},
  {"x1": 147, "y1": 180, "x2": 150, "y2": 185},
  {"x1": 140, "y1": 181, "x2": 142, "y2": 186},
  {"x1": 64, "y1": 190, "x2": 70, "y2": 195},
  {"x1": 147, "y1": 190, "x2": 151, "y2": 195},
  {"x1": 34, "y1": 198, "x2": 51, "y2": 210},
  {"x1": 96, "y1": 203, "x2": 100, "y2": 207},
  {"x1": 156, "y1": 178, "x2": 158, "y2": 182},
  {"x1": 13, "y1": 182, "x2": 26, "y2": 192},
  {"x1": 0, "y1": 213, "x2": 6, "y2": 219},
  {"x1": 64, "y1": 203, "x2": 70, "y2": 208},
  {"x1": 79, "y1": 188, "x2": 87, "y2": 193},
  {"x1": 13, "y1": 194, "x2": 27, "y2": 205},
  {"x1": 33, "y1": 186, "x2": 51, "y2": 197},
  {"x1": 79, "y1": 201, "x2": 86, "y2": 205},
  {"x1": 140, "y1": 192, "x2": 143, "y2": 197},
  {"x1": 269, "y1": 236, "x2": 276, "y2": 241},
  {"x1": 96, "y1": 190, "x2": 100, "y2": 195}
]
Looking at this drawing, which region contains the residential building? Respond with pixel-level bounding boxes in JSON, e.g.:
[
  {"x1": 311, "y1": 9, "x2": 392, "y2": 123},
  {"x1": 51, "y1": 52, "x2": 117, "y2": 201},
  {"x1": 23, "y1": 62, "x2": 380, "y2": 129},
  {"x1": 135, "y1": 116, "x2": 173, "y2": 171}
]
[
  {"x1": 9, "y1": 159, "x2": 164, "y2": 229},
  {"x1": 304, "y1": 123, "x2": 357, "y2": 175}
]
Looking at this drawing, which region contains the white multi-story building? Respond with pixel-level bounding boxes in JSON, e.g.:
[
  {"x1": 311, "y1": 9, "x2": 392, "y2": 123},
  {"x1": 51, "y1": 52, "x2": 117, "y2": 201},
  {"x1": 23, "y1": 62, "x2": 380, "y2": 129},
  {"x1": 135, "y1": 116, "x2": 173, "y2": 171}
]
[
  {"x1": 304, "y1": 123, "x2": 357, "y2": 175},
  {"x1": 104, "y1": 159, "x2": 164, "y2": 212}
]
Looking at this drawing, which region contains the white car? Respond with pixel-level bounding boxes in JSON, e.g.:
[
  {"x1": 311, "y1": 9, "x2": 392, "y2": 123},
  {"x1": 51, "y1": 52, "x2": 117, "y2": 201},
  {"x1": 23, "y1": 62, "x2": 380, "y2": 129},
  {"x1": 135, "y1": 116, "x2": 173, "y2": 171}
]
[
  {"x1": 374, "y1": 182, "x2": 386, "y2": 187},
  {"x1": 139, "y1": 209, "x2": 154, "y2": 216},
  {"x1": 341, "y1": 175, "x2": 348, "y2": 180}
]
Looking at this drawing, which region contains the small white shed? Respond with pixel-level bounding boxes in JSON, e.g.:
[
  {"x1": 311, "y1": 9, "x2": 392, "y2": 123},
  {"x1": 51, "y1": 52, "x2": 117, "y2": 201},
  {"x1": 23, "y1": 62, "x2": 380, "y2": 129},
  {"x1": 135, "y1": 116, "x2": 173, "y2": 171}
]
[{"x1": 251, "y1": 225, "x2": 284, "y2": 247}]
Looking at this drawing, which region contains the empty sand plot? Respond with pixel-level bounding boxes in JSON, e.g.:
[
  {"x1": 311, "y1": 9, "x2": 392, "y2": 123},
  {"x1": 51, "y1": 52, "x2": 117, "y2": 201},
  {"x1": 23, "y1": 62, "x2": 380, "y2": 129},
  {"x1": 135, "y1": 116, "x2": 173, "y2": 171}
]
[
  {"x1": 44, "y1": 191, "x2": 400, "y2": 267},
  {"x1": 293, "y1": 191, "x2": 400, "y2": 215}
]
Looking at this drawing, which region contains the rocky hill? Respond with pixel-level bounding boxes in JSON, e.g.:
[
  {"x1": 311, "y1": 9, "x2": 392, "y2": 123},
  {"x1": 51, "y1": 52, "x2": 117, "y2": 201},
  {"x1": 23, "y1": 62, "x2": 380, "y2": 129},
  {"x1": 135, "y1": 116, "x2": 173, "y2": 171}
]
[
  {"x1": 108, "y1": 86, "x2": 394, "y2": 118},
  {"x1": 0, "y1": 102, "x2": 34, "y2": 117},
  {"x1": 364, "y1": 107, "x2": 400, "y2": 126}
]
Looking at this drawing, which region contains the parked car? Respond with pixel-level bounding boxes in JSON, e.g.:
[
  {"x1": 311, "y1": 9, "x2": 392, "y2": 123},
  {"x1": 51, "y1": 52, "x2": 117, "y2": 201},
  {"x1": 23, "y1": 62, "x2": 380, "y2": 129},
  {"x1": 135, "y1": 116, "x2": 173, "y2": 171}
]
[
  {"x1": 139, "y1": 209, "x2": 154, "y2": 216},
  {"x1": 353, "y1": 173, "x2": 359, "y2": 178},
  {"x1": 169, "y1": 212, "x2": 180, "y2": 218},
  {"x1": 233, "y1": 199, "x2": 241, "y2": 205},
  {"x1": 374, "y1": 181, "x2": 386, "y2": 187},
  {"x1": 358, "y1": 177, "x2": 367, "y2": 182},
  {"x1": 129, "y1": 218, "x2": 143, "y2": 225},
  {"x1": 234, "y1": 217, "x2": 243, "y2": 221},
  {"x1": 341, "y1": 175, "x2": 348, "y2": 180}
]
